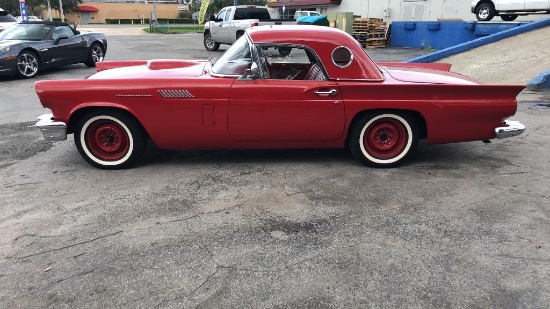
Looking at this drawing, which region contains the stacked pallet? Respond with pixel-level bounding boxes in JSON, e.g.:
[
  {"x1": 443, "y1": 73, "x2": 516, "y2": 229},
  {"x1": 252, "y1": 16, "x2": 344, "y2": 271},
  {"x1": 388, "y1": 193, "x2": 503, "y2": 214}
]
[{"x1": 352, "y1": 18, "x2": 388, "y2": 49}]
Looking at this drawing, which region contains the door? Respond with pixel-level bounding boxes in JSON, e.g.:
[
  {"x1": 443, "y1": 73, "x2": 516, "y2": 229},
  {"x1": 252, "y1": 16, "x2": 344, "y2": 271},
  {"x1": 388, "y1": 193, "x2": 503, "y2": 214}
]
[
  {"x1": 49, "y1": 25, "x2": 87, "y2": 64},
  {"x1": 81, "y1": 12, "x2": 91, "y2": 25},
  {"x1": 497, "y1": 0, "x2": 525, "y2": 10},
  {"x1": 228, "y1": 79, "x2": 345, "y2": 141},
  {"x1": 524, "y1": 0, "x2": 550, "y2": 9},
  {"x1": 210, "y1": 8, "x2": 231, "y2": 44}
]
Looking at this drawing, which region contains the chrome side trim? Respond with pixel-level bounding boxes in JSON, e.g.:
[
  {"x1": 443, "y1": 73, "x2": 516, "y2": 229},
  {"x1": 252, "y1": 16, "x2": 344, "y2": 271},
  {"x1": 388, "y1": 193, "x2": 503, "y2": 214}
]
[
  {"x1": 495, "y1": 120, "x2": 525, "y2": 139},
  {"x1": 36, "y1": 114, "x2": 67, "y2": 141}
]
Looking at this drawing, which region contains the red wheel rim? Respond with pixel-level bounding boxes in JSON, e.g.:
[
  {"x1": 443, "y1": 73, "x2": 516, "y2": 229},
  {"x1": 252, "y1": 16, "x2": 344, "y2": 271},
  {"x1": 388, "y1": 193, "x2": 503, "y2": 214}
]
[
  {"x1": 363, "y1": 118, "x2": 407, "y2": 159},
  {"x1": 85, "y1": 120, "x2": 130, "y2": 161}
]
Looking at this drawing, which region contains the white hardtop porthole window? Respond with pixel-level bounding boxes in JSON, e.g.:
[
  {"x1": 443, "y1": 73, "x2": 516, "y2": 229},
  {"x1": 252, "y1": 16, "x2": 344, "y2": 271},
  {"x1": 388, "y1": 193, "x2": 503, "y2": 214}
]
[{"x1": 332, "y1": 46, "x2": 353, "y2": 68}]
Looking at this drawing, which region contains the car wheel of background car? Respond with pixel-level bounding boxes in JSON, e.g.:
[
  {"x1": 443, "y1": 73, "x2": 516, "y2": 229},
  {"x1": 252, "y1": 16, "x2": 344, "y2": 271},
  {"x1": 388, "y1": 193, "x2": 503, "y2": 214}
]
[
  {"x1": 278, "y1": 47, "x2": 292, "y2": 57},
  {"x1": 350, "y1": 112, "x2": 418, "y2": 167},
  {"x1": 16, "y1": 51, "x2": 39, "y2": 78},
  {"x1": 501, "y1": 14, "x2": 518, "y2": 21},
  {"x1": 75, "y1": 110, "x2": 146, "y2": 169},
  {"x1": 204, "y1": 33, "x2": 220, "y2": 51},
  {"x1": 476, "y1": 3, "x2": 495, "y2": 21},
  {"x1": 84, "y1": 43, "x2": 105, "y2": 67}
]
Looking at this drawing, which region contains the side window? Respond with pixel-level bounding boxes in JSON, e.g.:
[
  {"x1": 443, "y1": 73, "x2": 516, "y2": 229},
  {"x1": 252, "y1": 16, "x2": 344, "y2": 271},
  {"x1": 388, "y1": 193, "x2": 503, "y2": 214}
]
[
  {"x1": 52, "y1": 26, "x2": 74, "y2": 40},
  {"x1": 256, "y1": 45, "x2": 327, "y2": 81},
  {"x1": 215, "y1": 9, "x2": 226, "y2": 21},
  {"x1": 224, "y1": 9, "x2": 232, "y2": 21}
]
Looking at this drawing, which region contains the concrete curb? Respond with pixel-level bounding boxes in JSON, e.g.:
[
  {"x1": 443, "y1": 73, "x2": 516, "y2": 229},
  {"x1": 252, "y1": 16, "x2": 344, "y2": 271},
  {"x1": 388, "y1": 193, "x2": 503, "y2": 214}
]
[{"x1": 405, "y1": 17, "x2": 550, "y2": 88}]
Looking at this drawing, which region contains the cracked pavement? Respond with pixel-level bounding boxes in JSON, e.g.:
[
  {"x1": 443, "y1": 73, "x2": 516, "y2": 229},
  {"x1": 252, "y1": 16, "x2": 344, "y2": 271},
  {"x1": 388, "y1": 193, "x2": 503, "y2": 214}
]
[{"x1": 0, "y1": 32, "x2": 549, "y2": 308}]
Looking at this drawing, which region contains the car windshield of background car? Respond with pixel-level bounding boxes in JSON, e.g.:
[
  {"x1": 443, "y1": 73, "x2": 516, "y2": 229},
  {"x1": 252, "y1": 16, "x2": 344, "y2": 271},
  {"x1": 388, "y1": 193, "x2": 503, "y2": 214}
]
[
  {"x1": 210, "y1": 35, "x2": 252, "y2": 76},
  {"x1": 0, "y1": 24, "x2": 52, "y2": 40}
]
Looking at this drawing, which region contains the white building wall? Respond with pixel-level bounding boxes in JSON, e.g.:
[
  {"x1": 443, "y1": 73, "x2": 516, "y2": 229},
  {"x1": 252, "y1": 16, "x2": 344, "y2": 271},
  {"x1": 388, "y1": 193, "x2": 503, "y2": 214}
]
[{"x1": 325, "y1": 0, "x2": 543, "y2": 22}]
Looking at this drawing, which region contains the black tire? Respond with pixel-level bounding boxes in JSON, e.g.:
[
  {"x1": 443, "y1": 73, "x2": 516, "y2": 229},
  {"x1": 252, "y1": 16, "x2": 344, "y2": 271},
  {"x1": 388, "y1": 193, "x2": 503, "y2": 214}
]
[
  {"x1": 349, "y1": 112, "x2": 419, "y2": 168},
  {"x1": 476, "y1": 3, "x2": 495, "y2": 21},
  {"x1": 16, "y1": 51, "x2": 40, "y2": 78},
  {"x1": 84, "y1": 42, "x2": 104, "y2": 67},
  {"x1": 204, "y1": 32, "x2": 220, "y2": 51},
  {"x1": 278, "y1": 47, "x2": 292, "y2": 57},
  {"x1": 74, "y1": 110, "x2": 146, "y2": 169},
  {"x1": 501, "y1": 14, "x2": 518, "y2": 21}
]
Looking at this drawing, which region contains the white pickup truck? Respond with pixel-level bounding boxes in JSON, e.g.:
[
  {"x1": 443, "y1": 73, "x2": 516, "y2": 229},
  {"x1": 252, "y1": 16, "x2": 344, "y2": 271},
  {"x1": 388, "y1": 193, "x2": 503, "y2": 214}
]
[
  {"x1": 204, "y1": 5, "x2": 296, "y2": 51},
  {"x1": 471, "y1": 0, "x2": 550, "y2": 21}
]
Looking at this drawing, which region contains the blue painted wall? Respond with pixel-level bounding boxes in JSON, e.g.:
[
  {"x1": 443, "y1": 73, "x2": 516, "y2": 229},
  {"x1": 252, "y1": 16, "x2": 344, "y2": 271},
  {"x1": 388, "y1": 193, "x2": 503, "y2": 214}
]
[{"x1": 390, "y1": 21, "x2": 528, "y2": 49}]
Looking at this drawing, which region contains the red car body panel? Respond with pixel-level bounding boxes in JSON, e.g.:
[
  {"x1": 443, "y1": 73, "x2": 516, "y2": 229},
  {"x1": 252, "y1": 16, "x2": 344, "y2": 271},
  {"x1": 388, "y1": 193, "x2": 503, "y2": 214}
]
[{"x1": 35, "y1": 25, "x2": 524, "y2": 153}]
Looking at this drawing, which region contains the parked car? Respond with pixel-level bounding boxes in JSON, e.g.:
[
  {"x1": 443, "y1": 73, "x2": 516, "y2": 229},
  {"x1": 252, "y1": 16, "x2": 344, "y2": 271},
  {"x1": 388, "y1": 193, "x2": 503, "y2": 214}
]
[
  {"x1": 15, "y1": 16, "x2": 43, "y2": 22},
  {"x1": 35, "y1": 25, "x2": 525, "y2": 169},
  {"x1": 0, "y1": 10, "x2": 18, "y2": 32},
  {"x1": 0, "y1": 21, "x2": 107, "y2": 78},
  {"x1": 204, "y1": 5, "x2": 295, "y2": 51},
  {"x1": 471, "y1": 0, "x2": 550, "y2": 21},
  {"x1": 293, "y1": 10, "x2": 322, "y2": 20}
]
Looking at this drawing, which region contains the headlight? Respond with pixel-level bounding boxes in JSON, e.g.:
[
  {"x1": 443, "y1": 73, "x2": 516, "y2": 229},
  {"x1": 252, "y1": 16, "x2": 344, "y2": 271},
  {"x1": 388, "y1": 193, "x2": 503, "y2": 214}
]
[{"x1": 0, "y1": 46, "x2": 10, "y2": 54}]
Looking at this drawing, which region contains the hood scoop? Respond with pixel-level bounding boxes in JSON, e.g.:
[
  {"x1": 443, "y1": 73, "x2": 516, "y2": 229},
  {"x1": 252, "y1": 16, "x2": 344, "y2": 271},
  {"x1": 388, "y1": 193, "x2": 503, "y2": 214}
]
[{"x1": 147, "y1": 59, "x2": 203, "y2": 70}]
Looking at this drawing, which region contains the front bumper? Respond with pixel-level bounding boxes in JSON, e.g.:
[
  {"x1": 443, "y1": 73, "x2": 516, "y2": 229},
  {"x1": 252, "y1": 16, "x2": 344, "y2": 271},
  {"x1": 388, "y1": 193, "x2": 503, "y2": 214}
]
[
  {"x1": 36, "y1": 114, "x2": 67, "y2": 141},
  {"x1": 495, "y1": 120, "x2": 525, "y2": 139}
]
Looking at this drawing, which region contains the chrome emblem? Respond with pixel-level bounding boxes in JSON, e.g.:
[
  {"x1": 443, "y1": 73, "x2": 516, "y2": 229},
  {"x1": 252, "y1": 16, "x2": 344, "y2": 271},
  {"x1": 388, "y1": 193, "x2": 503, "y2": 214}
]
[
  {"x1": 158, "y1": 90, "x2": 195, "y2": 98},
  {"x1": 115, "y1": 94, "x2": 153, "y2": 97}
]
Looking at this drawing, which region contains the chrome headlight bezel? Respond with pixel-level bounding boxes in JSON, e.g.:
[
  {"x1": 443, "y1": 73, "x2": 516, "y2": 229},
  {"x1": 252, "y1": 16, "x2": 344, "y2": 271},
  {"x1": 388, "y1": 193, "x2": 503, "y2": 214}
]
[{"x1": 0, "y1": 46, "x2": 10, "y2": 54}]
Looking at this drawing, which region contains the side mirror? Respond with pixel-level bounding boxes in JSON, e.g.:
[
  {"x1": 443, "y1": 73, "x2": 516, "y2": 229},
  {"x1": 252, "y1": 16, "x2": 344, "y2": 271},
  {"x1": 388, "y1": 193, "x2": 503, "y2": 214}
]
[
  {"x1": 239, "y1": 62, "x2": 259, "y2": 81},
  {"x1": 209, "y1": 16, "x2": 216, "y2": 22},
  {"x1": 54, "y1": 35, "x2": 69, "y2": 45}
]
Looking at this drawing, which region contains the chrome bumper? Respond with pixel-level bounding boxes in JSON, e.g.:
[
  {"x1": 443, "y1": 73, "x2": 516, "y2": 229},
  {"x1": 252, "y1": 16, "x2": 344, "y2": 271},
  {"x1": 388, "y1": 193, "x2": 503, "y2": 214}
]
[
  {"x1": 495, "y1": 120, "x2": 525, "y2": 139},
  {"x1": 36, "y1": 114, "x2": 67, "y2": 141}
]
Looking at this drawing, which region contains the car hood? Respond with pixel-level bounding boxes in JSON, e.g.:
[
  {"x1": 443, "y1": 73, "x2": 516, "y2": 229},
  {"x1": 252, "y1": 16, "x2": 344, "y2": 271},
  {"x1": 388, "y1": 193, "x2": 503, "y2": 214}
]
[
  {"x1": 89, "y1": 60, "x2": 208, "y2": 79},
  {"x1": 381, "y1": 66, "x2": 480, "y2": 85},
  {"x1": 0, "y1": 39, "x2": 26, "y2": 47}
]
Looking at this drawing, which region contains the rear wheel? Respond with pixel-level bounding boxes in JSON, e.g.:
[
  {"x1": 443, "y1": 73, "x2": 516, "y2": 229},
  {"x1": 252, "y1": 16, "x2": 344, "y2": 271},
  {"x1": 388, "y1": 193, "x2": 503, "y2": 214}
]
[
  {"x1": 75, "y1": 110, "x2": 146, "y2": 169},
  {"x1": 501, "y1": 14, "x2": 518, "y2": 21},
  {"x1": 349, "y1": 112, "x2": 418, "y2": 167},
  {"x1": 84, "y1": 42, "x2": 104, "y2": 67},
  {"x1": 476, "y1": 3, "x2": 495, "y2": 21},
  {"x1": 204, "y1": 32, "x2": 220, "y2": 51},
  {"x1": 16, "y1": 51, "x2": 39, "y2": 78}
]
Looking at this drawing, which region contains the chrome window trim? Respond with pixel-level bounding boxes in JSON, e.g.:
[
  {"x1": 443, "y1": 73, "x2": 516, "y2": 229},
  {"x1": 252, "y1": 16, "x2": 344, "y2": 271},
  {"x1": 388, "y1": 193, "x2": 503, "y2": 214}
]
[{"x1": 332, "y1": 46, "x2": 354, "y2": 68}]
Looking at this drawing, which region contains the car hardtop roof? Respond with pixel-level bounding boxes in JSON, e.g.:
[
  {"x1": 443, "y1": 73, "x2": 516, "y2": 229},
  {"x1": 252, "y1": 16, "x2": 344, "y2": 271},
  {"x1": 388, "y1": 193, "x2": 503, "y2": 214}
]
[
  {"x1": 20, "y1": 21, "x2": 72, "y2": 27},
  {"x1": 246, "y1": 25, "x2": 355, "y2": 46}
]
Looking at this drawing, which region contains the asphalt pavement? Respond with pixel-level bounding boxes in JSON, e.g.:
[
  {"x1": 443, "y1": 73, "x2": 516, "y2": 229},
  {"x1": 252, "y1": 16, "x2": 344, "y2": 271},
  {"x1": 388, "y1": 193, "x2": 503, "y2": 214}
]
[{"x1": 0, "y1": 31, "x2": 549, "y2": 308}]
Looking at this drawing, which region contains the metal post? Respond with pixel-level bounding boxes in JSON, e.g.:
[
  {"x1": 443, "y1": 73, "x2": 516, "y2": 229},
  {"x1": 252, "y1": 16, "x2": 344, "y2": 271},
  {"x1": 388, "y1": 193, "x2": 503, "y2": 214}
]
[
  {"x1": 152, "y1": 0, "x2": 157, "y2": 23},
  {"x1": 58, "y1": 0, "x2": 64, "y2": 22}
]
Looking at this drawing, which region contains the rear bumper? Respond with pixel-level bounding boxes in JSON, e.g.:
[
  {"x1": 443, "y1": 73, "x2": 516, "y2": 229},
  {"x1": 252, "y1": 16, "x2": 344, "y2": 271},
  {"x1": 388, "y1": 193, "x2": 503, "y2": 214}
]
[
  {"x1": 36, "y1": 114, "x2": 67, "y2": 141},
  {"x1": 495, "y1": 120, "x2": 525, "y2": 139}
]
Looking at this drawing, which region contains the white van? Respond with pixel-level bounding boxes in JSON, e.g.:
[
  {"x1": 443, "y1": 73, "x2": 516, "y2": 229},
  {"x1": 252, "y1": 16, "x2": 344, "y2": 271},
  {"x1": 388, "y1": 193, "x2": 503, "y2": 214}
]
[
  {"x1": 0, "y1": 9, "x2": 18, "y2": 32},
  {"x1": 471, "y1": 0, "x2": 550, "y2": 21}
]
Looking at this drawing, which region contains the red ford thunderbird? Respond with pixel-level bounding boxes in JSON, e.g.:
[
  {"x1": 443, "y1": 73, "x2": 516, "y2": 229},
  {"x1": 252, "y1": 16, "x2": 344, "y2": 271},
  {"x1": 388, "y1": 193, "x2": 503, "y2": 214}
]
[{"x1": 35, "y1": 25, "x2": 525, "y2": 169}]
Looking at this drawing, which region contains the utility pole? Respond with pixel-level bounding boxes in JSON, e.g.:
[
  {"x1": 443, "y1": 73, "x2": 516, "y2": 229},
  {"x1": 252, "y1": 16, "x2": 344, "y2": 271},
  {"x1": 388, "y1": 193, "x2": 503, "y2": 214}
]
[{"x1": 152, "y1": 0, "x2": 157, "y2": 23}]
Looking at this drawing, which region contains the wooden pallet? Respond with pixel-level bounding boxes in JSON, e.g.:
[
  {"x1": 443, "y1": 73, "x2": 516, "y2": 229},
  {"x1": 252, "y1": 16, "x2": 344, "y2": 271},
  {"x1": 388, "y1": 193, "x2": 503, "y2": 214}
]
[{"x1": 352, "y1": 17, "x2": 388, "y2": 48}]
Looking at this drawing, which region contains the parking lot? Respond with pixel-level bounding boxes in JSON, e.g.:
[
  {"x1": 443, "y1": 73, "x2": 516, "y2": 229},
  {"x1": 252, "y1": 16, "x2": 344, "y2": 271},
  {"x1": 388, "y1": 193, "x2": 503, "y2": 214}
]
[{"x1": 1, "y1": 32, "x2": 549, "y2": 308}]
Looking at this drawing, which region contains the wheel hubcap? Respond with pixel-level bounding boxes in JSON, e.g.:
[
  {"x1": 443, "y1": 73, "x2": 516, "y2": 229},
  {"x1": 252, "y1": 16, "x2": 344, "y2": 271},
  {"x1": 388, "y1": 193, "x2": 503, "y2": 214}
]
[
  {"x1": 17, "y1": 53, "x2": 38, "y2": 77},
  {"x1": 86, "y1": 120, "x2": 129, "y2": 161},
  {"x1": 206, "y1": 36, "x2": 214, "y2": 48},
  {"x1": 91, "y1": 45, "x2": 104, "y2": 63},
  {"x1": 479, "y1": 8, "x2": 489, "y2": 19},
  {"x1": 363, "y1": 119, "x2": 407, "y2": 159}
]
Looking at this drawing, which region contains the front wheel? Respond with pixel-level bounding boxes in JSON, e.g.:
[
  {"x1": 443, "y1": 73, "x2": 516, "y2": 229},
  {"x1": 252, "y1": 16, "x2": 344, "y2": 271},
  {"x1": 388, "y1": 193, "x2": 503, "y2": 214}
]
[
  {"x1": 16, "y1": 51, "x2": 40, "y2": 78},
  {"x1": 501, "y1": 14, "x2": 518, "y2": 21},
  {"x1": 349, "y1": 112, "x2": 419, "y2": 167},
  {"x1": 476, "y1": 3, "x2": 495, "y2": 21},
  {"x1": 75, "y1": 111, "x2": 146, "y2": 169},
  {"x1": 84, "y1": 42, "x2": 104, "y2": 67},
  {"x1": 204, "y1": 33, "x2": 220, "y2": 51}
]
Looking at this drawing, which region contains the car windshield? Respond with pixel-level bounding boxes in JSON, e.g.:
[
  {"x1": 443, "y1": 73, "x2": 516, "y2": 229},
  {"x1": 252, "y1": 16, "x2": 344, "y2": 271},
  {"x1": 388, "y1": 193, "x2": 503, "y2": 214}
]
[
  {"x1": 210, "y1": 35, "x2": 252, "y2": 76},
  {"x1": 0, "y1": 23, "x2": 52, "y2": 41},
  {"x1": 0, "y1": 12, "x2": 17, "y2": 22}
]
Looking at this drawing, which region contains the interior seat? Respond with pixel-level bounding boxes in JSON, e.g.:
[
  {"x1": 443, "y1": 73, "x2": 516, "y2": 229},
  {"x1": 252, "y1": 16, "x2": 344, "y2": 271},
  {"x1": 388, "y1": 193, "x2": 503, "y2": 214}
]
[{"x1": 303, "y1": 63, "x2": 327, "y2": 81}]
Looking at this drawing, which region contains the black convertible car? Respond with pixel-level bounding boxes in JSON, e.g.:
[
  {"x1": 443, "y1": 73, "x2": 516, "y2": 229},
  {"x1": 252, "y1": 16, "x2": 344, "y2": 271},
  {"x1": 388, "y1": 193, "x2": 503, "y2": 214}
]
[{"x1": 0, "y1": 21, "x2": 107, "y2": 78}]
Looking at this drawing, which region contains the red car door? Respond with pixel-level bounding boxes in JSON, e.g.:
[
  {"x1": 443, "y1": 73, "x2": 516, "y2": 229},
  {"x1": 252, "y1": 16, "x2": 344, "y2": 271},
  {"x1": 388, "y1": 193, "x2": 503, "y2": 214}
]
[{"x1": 228, "y1": 79, "x2": 345, "y2": 141}]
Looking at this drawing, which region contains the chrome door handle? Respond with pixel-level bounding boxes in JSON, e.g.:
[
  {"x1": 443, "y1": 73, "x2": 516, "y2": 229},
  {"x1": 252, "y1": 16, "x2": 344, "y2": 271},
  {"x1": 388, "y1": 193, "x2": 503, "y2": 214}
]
[{"x1": 315, "y1": 89, "x2": 338, "y2": 97}]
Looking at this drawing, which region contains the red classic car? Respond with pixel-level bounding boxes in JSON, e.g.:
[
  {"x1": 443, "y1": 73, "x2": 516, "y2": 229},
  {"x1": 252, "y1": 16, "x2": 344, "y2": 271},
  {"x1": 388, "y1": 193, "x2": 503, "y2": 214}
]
[{"x1": 35, "y1": 25, "x2": 525, "y2": 169}]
